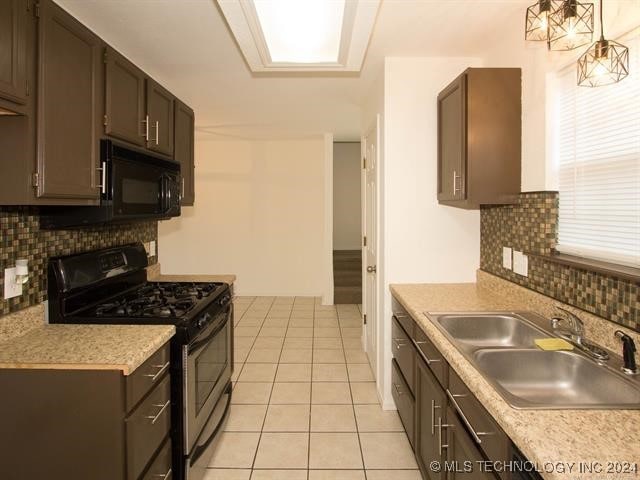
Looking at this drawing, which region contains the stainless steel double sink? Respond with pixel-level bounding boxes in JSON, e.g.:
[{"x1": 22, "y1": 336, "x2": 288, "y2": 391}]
[{"x1": 427, "y1": 312, "x2": 640, "y2": 409}]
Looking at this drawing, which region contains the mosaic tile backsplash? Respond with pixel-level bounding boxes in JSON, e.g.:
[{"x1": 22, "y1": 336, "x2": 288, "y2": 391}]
[
  {"x1": 0, "y1": 207, "x2": 158, "y2": 317},
  {"x1": 481, "y1": 192, "x2": 639, "y2": 331}
]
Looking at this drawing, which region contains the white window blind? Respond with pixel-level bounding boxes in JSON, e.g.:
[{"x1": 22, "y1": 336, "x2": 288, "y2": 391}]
[{"x1": 555, "y1": 34, "x2": 640, "y2": 267}]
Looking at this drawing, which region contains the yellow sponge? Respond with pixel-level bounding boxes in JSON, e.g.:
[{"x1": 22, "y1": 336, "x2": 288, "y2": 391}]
[{"x1": 535, "y1": 338, "x2": 574, "y2": 351}]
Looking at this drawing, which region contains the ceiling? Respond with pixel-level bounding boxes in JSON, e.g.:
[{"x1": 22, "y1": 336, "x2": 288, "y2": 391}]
[{"x1": 53, "y1": 0, "x2": 635, "y2": 141}]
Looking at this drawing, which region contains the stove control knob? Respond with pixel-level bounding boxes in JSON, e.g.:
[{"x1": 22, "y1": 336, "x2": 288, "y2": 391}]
[
  {"x1": 198, "y1": 313, "x2": 211, "y2": 329},
  {"x1": 219, "y1": 295, "x2": 230, "y2": 306}
]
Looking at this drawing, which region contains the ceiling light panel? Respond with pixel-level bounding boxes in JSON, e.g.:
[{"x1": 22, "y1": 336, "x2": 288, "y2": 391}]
[
  {"x1": 217, "y1": 0, "x2": 381, "y2": 72},
  {"x1": 254, "y1": 0, "x2": 345, "y2": 63}
]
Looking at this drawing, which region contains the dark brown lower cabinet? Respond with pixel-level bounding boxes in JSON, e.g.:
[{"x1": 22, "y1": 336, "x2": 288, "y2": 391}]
[
  {"x1": 392, "y1": 360, "x2": 415, "y2": 448},
  {"x1": 0, "y1": 343, "x2": 171, "y2": 480},
  {"x1": 392, "y1": 297, "x2": 534, "y2": 480},
  {"x1": 446, "y1": 407, "x2": 497, "y2": 480},
  {"x1": 416, "y1": 355, "x2": 447, "y2": 480}
]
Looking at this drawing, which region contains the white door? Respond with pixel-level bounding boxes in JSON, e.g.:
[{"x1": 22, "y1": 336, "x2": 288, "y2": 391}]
[{"x1": 362, "y1": 117, "x2": 379, "y2": 374}]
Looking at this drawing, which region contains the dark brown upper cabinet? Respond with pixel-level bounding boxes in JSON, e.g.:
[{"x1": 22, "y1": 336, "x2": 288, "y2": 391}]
[
  {"x1": 0, "y1": 0, "x2": 29, "y2": 111},
  {"x1": 174, "y1": 99, "x2": 195, "y2": 206},
  {"x1": 36, "y1": 0, "x2": 102, "y2": 201},
  {"x1": 104, "y1": 46, "x2": 146, "y2": 147},
  {"x1": 146, "y1": 78, "x2": 174, "y2": 156},
  {"x1": 437, "y1": 68, "x2": 521, "y2": 209}
]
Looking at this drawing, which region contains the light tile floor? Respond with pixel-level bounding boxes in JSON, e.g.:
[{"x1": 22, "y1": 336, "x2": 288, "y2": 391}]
[{"x1": 204, "y1": 296, "x2": 420, "y2": 480}]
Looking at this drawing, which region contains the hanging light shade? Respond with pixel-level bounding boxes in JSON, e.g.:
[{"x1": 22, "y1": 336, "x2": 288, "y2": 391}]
[
  {"x1": 525, "y1": 0, "x2": 555, "y2": 41},
  {"x1": 548, "y1": 0, "x2": 594, "y2": 51},
  {"x1": 577, "y1": 0, "x2": 630, "y2": 86}
]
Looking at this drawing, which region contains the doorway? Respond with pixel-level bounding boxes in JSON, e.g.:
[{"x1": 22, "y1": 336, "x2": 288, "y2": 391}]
[{"x1": 332, "y1": 142, "x2": 362, "y2": 304}]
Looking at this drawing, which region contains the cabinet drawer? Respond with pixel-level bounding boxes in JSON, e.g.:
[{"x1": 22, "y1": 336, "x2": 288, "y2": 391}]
[
  {"x1": 126, "y1": 374, "x2": 171, "y2": 480},
  {"x1": 414, "y1": 327, "x2": 447, "y2": 387},
  {"x1": 392, "y1": 359, "x2": 415, "y2": 448},
  {"x1": 392, "y1": 301, "x2": 415, "y2": 338},
  {"x1": 447, "y1": 369, "x2": 510, "y2": 478},
  {"x1": 141, "y1": 439, "x2": 172, "y2": 480},
  {"x1": 126, "y1": 343, "x2": 170, "y2": 412},
  {"x1": 392, "y1": 317, "x2": 415, "y2": 394}
]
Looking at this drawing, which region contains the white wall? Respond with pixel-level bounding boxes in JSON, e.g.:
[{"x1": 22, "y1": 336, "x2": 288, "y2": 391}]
[
  {"x1": 333, "y1": 142, "x2": 362, "y2": 250},
  {"x1": 373, "y1": 57, "x2": 484, "y2": 409},
  {"x1": 158, "y1": 137, "x2": 328, "y2": 297}
]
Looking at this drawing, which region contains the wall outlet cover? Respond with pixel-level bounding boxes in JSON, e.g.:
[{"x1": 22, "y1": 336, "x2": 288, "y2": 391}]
[
  {"x1": 513, "y1": 251, "x2": 529, "y2": 277},
  {"x1": 502, "y1": 247, "x2": 512, "y2": 270},
  {"x1": 149, "y1": 240, "x2": 156, "y2": 257},
  {"x1": 4, "y1": 267, "x2": 22, "y2": 299}
]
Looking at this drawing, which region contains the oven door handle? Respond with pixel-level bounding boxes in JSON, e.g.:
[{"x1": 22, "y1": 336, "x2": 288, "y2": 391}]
[
  {"x1": 189, "y1": 307, "x2": 231, "y2": 353},
  {"x1": 190, "y1": 383, "x2": 232, "y2": 463}
]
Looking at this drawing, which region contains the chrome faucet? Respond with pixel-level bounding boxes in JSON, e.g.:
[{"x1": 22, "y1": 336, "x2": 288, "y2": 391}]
[
  {"x1": 550, "y1": 306, "x2": 609, "y2": 361},
  {"x1": 550, "y1": 307, "x2": 585, "y2": 341}
]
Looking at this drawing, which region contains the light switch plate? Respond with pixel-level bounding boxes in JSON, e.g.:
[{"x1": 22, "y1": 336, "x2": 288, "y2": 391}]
[
  {"x1": 4, "y1": 267, "x2": 22, "y2": 299},
  {"x1": 513, "y1": 251, "x2": 529, "y2": 277},
  {"x1": 149, "y1": 240, "x2": 156, "y2": 257},
  {"x1": 502, "y1": 247, "x2": 512, "y2": 270}
]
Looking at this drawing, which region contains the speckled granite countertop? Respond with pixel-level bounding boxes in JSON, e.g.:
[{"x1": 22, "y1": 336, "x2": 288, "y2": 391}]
[
  {"x1": 390, "y1": 278, "x2": 640, "y2": 480},
  {"x1": 146, "y1": 264, "x2": 236, "y2": 285},
  {"x1": 0, "y1": 324, "x2": 175, "y2": 375}
]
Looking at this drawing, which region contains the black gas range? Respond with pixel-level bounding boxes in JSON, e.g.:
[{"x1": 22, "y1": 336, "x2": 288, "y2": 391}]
[{"x1": 47, "y1": 243, "x2": 233, "y2": 480}]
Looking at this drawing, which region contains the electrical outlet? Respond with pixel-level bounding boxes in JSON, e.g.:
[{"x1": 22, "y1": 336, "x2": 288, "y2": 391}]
[
  {"x1": 502, "y1": 247, "x2": 512, "y2": 270},
  {"x1": 513, "y1": 251, "x2": 529, "y2": 277},
  {"x1": 149, "y1": 240, "x2": 156, "y2": 257},
  {"x1": 4, "y1": 267, "x2": 22, "y2": 299}
]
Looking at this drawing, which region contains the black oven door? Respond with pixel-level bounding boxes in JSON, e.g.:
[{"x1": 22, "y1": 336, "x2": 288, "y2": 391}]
[{"x1": 184, "y1": 304, "x2": 232, "y2": 456}]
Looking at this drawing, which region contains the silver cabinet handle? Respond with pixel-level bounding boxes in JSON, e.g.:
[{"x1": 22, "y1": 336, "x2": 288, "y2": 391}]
[
  {"x1": 392, "y1": 338, "x2": 408, "y2": 350},
  {"x1": 142, "y1": 115, "x2": 150, "y2": 141},
  {"x1": 181, "y1": 177, "x2": 185, "y2": 201},
  {"x1": 144, "y1": 361, "x2": 170, "y2": 382},
  {"x1": 417, "y1": 348, "x2": 441, "y2": 365},
  {"x1": 431, "y1": 399, "x2": 441, "y2": 435},
  {"x1": 437, "y1": 416, "x2": 450, "y2": 456},
  {"x1": 453, "y1": 170, "x2": 462, "y2": 195},
  {"x1": 366, "y1": 265, "x2": 377, "y2": 273},
  {"x1": 146, "y1": 399, "x2": 170, "y2": 424},
  {"x1": 446, "y1": 389, "x2": 493, "y2": 444},
  {"x1": 96, "y1": 161, "x2": 107, "y2": 194},
  {"x1": 154, "y1": 120, "x2": 160, "y2": 145},
  {"x1": 153, "y1": 468, "x2": 172, "y2": 479}
]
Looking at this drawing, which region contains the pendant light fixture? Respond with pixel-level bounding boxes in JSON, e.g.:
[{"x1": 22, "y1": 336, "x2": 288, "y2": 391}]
[
  {"x1": 577, "y1": 0, "x2": 630, "y2": 87},
  {"x1": 525, "y1": 0, "x2": 555, "y2": 41},
  {"x1": 547, "y1": 0, "x2": 594, "y2": 51}
]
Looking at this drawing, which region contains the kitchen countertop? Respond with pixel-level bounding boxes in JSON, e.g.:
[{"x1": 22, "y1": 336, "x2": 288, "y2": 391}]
[
  {"x1": 146, "y1": 264, "x2": 236, "y2": 285},
  {"x1": 0, "y1": 324, "x2": 175, "y2": 375},
  {"x1": 390, "y1": 280, "x2": 640, "y2": 480}
]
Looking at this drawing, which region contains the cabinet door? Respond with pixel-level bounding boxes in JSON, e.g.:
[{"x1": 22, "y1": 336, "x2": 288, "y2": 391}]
[
  {"x1": 437, "y1": 73, "x2": 466, "y2": 202},
  {"x1": 146, "y1": 78, "x2": 174, "y2": 156},
  {"x1": 446, "y1": 407, "x2": 497, "y2": 480},
  {"x1": 174, "y1": 99, "x2": 195, "y2": 205},
  {"x1": 416, "y1": 356, "x2": 447, "y2": 480},
  {"x1": 36, "y1": 0, "x2": 101, "y2": 200},
  {"x1": 0, "y1": 0, "x2": 28, "y2": 105},
  {"x1": 104, "y1": 46, "x2": 145, "y2": 146}
]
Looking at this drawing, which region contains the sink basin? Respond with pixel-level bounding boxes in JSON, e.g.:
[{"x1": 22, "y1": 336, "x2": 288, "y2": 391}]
[
  {"x1": 434, "y1": 313, "x2": 550, "y2": 350},
  {"x1": 473, "y1": 349, "x2": 640, "y2": 409}
]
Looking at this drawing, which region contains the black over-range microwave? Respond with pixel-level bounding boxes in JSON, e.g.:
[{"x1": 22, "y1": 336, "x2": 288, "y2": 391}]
[{"x1": 41, "y1": 140, "x2": 181, "y2": 229}]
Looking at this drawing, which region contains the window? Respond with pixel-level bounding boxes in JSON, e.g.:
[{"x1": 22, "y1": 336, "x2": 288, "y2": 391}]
[{"x1": 554, "y1": 33, "x2": 640, "y2": 267}]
